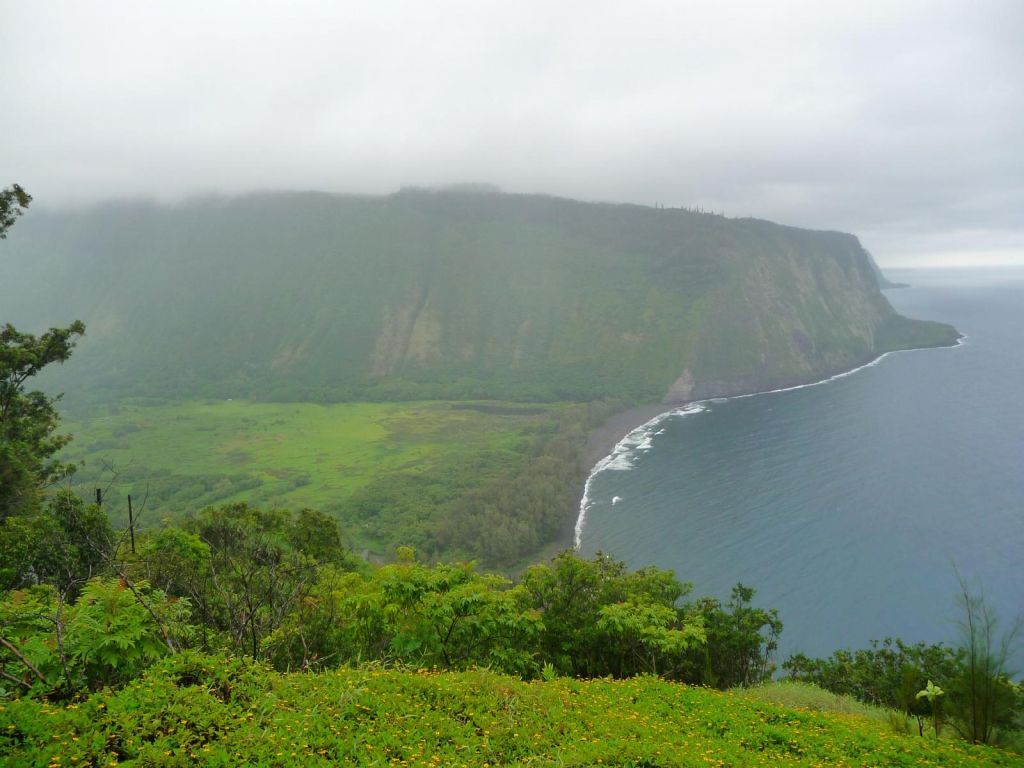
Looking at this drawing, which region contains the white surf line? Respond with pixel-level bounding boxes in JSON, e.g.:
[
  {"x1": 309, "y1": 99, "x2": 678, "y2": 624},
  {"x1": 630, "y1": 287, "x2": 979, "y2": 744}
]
[
  {"x1": 573, "y1": 336, "x2": 966, "y2": 550},
  {"x1": 574, "y1": 402, "x2": 706, "y2": 548}
]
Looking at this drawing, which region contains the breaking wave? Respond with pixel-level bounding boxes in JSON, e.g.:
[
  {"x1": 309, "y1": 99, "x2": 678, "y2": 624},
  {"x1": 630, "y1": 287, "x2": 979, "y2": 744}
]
[
  {"x1": 574, "y1": 403, "x2": 706, "y2": 548},
  {"x1": 573, "y1": 337, "x2": 966, "y2": 549}
]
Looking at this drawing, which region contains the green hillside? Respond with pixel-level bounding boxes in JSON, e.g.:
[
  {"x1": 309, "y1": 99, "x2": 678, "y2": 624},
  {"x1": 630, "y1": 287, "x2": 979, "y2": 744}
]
[
  {"x1": 2, "y1": 655, "x2": 1014, "y2": 767},
  {"x1": 1, "y1": 188, "x2": 958, "y2": 406}
]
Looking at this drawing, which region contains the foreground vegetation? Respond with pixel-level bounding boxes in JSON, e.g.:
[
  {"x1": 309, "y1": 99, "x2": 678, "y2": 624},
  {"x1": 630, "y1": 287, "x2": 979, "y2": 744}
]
[
  {"x1": 0, "y1": 504, "x2": 779, "y2": 688},
  {"x1": 1, "y1": 497, "x2": 1020, "y2": 762},
  {"x1": 785, "y1": 634, "x2": 1024, "y2": 751},
  {"x1": 3, "y1": 655, "x2": 1017, "y2": 767}
]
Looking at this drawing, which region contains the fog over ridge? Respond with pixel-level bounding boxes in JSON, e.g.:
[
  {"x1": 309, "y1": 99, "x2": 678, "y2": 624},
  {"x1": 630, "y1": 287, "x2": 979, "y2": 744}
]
[{"x1": 2, "y1": 1, "x2": 1022, "y2": 266}]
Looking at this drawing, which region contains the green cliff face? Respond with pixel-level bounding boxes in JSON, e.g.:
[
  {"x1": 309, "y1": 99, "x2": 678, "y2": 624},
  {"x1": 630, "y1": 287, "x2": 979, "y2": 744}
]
[{"x1": 1, "y1": 188, "x2": 958, "y2": 404}]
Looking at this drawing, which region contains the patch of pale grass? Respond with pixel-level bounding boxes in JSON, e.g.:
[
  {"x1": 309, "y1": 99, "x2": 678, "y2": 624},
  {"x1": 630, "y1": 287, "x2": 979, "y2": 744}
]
[{"x1": 741, "y1": 680, "x2": 893, "y2": 723}]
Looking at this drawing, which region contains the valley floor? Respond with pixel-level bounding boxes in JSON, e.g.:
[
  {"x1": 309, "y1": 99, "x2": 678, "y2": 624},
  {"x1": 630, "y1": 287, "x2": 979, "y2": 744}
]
[{"x1": 59, "y1": 399, "x2": 597, "y2": 564}]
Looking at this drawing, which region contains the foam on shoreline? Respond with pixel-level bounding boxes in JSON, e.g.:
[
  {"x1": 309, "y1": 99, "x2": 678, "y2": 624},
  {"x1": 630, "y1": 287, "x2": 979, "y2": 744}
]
[
  {"x1": 574, "y1": 403, "x2": 706, "y2": 548},
  {"x1": 573, "y1": 336, "x2": 966, "y2": 549}
]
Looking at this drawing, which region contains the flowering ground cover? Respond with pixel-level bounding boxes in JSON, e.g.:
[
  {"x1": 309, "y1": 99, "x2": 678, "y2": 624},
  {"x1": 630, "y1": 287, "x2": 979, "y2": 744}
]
[{"x1": 1, "y1": 654, "x2": 1015, "y2": 767}]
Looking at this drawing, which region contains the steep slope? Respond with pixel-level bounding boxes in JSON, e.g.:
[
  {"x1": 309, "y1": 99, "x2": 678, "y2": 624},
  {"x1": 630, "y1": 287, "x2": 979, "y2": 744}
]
[{"x1": 1, "y1": 188, "x2": 958, "y2": 405}]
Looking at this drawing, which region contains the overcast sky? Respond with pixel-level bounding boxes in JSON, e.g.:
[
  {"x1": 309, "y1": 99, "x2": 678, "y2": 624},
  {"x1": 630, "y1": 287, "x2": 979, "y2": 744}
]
[{"x1": 3, "y1": 1, "x2": 1022, "y2": 265}]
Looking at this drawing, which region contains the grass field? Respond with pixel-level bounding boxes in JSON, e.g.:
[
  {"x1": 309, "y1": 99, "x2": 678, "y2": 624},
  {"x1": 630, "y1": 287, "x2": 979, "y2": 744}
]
[
  {"x1": 2, "y1": 654, "x2": 1016, "y2": 767},
  {"x1": 60, "y1": 400, "x2": 570, "y2": 548}
]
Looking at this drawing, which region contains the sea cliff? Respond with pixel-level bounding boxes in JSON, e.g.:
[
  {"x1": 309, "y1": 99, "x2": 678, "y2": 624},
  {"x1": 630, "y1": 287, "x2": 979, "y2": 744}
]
[{"x1": 1, "y1": 188, "x2": 957, "y2": 406}]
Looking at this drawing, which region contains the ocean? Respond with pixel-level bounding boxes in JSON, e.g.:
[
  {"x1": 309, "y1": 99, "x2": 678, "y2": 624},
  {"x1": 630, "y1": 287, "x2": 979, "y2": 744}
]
[{"x1": 576, "y1": 267, "x2": 1024, "y2": 662}]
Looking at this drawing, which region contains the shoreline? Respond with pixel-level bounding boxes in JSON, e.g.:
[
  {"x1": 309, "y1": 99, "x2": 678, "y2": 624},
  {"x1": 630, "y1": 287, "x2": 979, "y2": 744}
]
[
  {"x1": 566, "y1": 336, "x2": 966, "y2": 553},
  {"x1": 581, "y1": 403, "x2": 673, "y2": 471},
  {"x1": 543, "y1": 402, "x2": 674, "y2": 558}
]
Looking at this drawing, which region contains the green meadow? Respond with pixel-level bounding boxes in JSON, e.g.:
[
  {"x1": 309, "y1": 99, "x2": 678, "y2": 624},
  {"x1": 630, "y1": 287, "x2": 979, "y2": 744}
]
[{"x1": 59, "y1": 399, "x2": 577, "y2": 558}]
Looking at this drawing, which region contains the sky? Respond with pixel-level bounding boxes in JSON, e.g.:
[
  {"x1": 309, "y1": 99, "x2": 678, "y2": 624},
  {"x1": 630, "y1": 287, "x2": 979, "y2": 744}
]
[{"x1": 2, "y1": 1, "x2": 1022, "y2": 266}]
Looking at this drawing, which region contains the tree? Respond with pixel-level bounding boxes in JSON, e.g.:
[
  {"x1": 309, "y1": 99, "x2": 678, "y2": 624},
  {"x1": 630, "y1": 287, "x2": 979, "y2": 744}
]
[
  {"x1": 181, "y1": 503, "x2": 320, "y2": 661},
  {"x1": 783, "y1": 638, "x2": 960, "y2": 710},
  {"x1": 1, "y1": 185, "x2": 96, "y2": 594},
  {"x1": 0, "y1": 184, "x2": 31, "y2": 239},
  {"x1": 687, "y1": 584, "x2": 782, "y2": 688},
  {"x1": 285, "y1": 507, "x2": 350, "y2": 564},
  {"x1": 947, "y1": 575, "x2": 1023, "y2": 744},
  {"x1": 0, "y1": 491, "x2": 113, "y2": 594},
  {"x1": 0, "y1": 320, "x2": 86, "y2": 517},
  {"x1": 0, "y1": 184, "x2": 86, "y2": 519},
  {"x1": 520, "y1": 551, "x2": 704, "y2": 679}
]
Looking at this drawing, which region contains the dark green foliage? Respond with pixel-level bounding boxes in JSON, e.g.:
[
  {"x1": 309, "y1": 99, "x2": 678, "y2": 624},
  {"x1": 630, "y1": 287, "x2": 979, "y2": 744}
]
[
  {"x1": 286, "y1": 508, "x2": 348, "y2": 564},
  {"x1": 784, "y1": 605, "x2": 1024, "y2": 748},
  {"x1": 0, "y1": 491, "x2": 113, "y2": 594},
  {"x1": 686, "y1": 583, "x2": 783, "y2": 688},
  {"x1": 272, "y1": 556, "x2": 543, "y2": 675},
  {"x1": 1, "y1": 185, "x2": 86, "y2": 519},
  {"x1": 163, "y1": 538, "x2": 762, "y2": 687},
  {"x1": 35, "y1": 492, "x2": 113, "y2": 592},
  {"x1": 6, "y1": 520, "x2": 778, "y2": 693},
  {"x1": 0, "y1": 184, "x2": 31, "y2": 239},
  {"x1": 430, "y1": 400, "x2": 619, "y2": 565},
  {"x1": 159, "y1": 540, "x2": 710, "y2": 681},
  {"x1": 0, "y1": 578, "x2": 189, "y2": 697},
  {"x1": 946, "y1": 577, "x2": 1024, "y2": 744},
  {"x1": 0, "y1": 321, "x2": 85, "y2": 518},
  {"x1": 519, "y1": 551, "x2": 703, "y2": 679},
  {"x1": 135, "y1": 526, "x2": 741, "y2": 686},
  {"x1": 170, "y1": 504, "x2": 341, "y2": 661},
  {"x1": 784, "y1": 637, "x2": 961, "y2": 709},
  {"x1": 332, "y1": 399, "x2": 620, "y2": 566},
  {"x1": 136, "y1": 526, "x2": 212, "y2": 598},
  {"x1": 0, "y1": 502, "x2": 1018, "y2": 758}
]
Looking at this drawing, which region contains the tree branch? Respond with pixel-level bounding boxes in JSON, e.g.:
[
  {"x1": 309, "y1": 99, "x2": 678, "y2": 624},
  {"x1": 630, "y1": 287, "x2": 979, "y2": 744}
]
[
  {"x1": 0, "y1": 668, "x2": 32, "y2": 690},
  {"x1": 0, "y1": 635, "x2": 46, "y2": 684}
]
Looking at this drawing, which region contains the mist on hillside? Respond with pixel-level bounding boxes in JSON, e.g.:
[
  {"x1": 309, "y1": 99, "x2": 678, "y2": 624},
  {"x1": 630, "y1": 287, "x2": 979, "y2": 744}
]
[{"x1": 2, "y1": 1, "x2": 1023, "y2": 267}]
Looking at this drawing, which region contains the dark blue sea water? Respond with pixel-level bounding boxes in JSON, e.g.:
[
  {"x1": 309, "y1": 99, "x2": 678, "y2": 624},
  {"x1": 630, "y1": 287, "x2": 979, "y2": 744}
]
[{"x1": 577, "y1": 267, "x2": 1024, "y2": 662}]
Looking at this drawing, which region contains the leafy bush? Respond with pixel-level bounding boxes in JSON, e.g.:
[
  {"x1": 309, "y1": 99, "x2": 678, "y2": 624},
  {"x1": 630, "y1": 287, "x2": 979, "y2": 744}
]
[
  {"x1": 783, "y1": 637, "x2": 960, "y2": 710},
  {"x1": 0, "y1": 491, "x2": 113, "y2": 595},
  {"x1": 685, "y1": 583, "x2": 783, "y2": 688},
  {"x1": 0, "y1": 578, "x2": 190, "y2": 697},
  {"x1": 783, "y1": 619, "x2": 1023, "y2": 748}
]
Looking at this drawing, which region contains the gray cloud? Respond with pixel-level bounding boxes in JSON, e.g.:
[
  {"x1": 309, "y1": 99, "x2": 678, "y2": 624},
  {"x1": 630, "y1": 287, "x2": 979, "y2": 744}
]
[{"x1": 2, "y1": 0, "x2": 1021, "y2": 264}]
